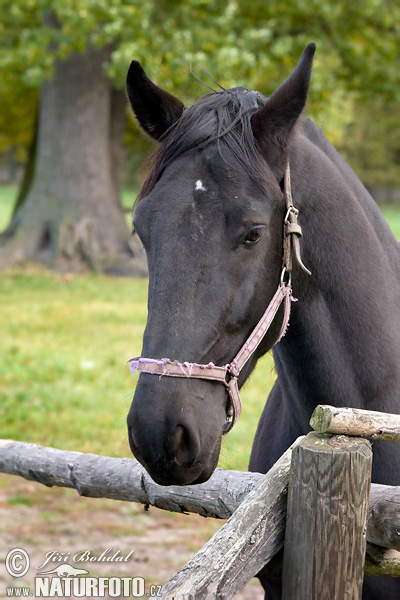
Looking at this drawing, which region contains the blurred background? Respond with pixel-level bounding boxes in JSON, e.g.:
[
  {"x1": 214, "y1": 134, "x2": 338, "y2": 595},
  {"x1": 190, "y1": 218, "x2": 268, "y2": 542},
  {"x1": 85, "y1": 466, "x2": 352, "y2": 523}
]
[{"x1": 0, "y1": 1, "x2": 399, "y2": 597}]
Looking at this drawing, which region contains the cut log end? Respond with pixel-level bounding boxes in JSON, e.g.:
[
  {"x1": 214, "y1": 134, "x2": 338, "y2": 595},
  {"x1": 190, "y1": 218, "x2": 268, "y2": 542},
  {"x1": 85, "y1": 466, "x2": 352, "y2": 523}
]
[
  {"x1": 310, "y1": 405, "x2": 400, "y2": 442},
  {"x1": 0, "y1": 439, "x2": 14, "y2": 448},
  {"x1": 309, "y1": 404, "x2": 335, "y2": 433}
]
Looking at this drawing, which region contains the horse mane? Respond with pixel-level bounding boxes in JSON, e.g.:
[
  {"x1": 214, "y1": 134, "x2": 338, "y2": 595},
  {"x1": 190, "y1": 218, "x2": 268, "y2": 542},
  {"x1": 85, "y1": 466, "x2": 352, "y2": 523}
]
[{"x1": 138, "y1": 87, "x2": 275, "y2": 200}]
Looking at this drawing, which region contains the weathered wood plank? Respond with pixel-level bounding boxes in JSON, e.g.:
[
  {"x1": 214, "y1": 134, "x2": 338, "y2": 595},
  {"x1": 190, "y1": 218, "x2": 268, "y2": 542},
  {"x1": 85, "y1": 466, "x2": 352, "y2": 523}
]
[
  {"x1": 310, "y1": 405, "x2": 400, "y2": 442},
  {"x1": 282, "y1": 433, "x2": 372, "y2": 600},
  {"x1": 368, "y1": 485, "x2": 400, "y2": 550},
  {"x1": 161, "y1": 437, "x2": 305, "y2": 599},
  {"x1": 1, "y1": 439, "x2": 400, "y2": 552},
  {"x1": 0, "y1": 439, "x2": 263, "y2": 519}
]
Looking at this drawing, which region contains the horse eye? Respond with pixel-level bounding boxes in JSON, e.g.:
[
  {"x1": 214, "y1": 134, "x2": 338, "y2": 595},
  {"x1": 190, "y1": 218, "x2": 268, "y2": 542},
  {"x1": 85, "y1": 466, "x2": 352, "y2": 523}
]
[{"x1": 244, "y1": 227, "x2": 262, "y2": 246}]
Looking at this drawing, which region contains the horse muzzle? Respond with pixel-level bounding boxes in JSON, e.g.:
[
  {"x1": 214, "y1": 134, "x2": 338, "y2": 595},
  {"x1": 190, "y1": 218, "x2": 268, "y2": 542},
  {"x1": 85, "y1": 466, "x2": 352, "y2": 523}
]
[{"x1": 127, "y1": 374, "x2": 226, "y2": 486}]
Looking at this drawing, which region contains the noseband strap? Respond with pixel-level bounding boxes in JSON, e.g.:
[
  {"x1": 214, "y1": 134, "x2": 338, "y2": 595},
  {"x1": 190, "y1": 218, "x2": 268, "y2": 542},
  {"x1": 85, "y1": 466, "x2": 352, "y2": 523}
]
[
  {"x1": 129, "y1": 162, "x2": 310, "y2": 434},
  {"x1": 129, "y1": 283, "x2": 293, "y2": 433}
]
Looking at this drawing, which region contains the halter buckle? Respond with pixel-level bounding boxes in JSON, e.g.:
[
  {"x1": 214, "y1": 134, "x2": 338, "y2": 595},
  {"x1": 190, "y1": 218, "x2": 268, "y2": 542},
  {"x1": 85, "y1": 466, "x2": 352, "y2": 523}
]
[{"x1": 284, "y1": 205, "x2": 299, "y2": 223}]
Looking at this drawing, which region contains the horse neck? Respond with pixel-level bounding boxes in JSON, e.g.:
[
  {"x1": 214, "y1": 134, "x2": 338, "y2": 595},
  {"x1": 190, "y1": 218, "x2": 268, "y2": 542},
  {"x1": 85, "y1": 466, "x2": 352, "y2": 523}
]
[{"x1": 273, "y1": 133, "x2": 400, "y2": 425}]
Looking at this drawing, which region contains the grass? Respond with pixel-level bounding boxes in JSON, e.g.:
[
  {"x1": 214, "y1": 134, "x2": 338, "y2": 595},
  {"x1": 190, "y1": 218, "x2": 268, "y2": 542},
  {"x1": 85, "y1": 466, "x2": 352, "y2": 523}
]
[
  {"x1": 0, "y1": 185, "x2": 17, "y2": 228},
  {"x1": 0, "y1": 185, "x2": 399, "y2": 473},
  {"x1": 0, "y1": 269, "x2": 148, "y2": 455},
  {"x1": 380, "y1": 205, "x2": 400, "y2": 240},
  {"x1": 0, "y1": 267, "x2": 272, "y2": 470}
]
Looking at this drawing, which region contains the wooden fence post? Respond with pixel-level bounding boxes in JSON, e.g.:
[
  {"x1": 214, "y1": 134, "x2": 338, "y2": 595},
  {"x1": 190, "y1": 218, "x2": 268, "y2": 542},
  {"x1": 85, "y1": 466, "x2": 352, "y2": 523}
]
[
  {"x1": 161, "y1": 437, "x2": 304, "y2": 599},
  {"x1": 282, "y1": 432, "x2": 372, "y2": 600}
]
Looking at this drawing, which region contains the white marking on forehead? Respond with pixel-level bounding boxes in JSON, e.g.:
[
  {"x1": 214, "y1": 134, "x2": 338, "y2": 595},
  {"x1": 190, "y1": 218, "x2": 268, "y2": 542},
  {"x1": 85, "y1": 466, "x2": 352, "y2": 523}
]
[{"x1": 195, "y1": 179, "x2": 207, "y2": 192}]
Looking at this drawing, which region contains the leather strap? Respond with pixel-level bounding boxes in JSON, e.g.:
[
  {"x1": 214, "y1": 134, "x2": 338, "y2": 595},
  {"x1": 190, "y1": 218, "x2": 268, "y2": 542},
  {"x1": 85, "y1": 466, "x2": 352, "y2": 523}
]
[
  {"x1": 129, "y1": 283, "x2": 292, "y2": 433},
  {"x1": 129, "y1": 358, "x2": 228, "y2": 382},
  {"x1": 283, "y1": 164, "x2": 311, "y2": 279},
  {"x1": 129, "y1": 162, "x2": 310, "y2": 434}
]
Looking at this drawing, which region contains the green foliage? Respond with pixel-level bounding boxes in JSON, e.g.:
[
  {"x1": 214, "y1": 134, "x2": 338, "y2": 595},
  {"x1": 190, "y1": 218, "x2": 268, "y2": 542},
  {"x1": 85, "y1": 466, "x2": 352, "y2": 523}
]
[
  {"x1": 110, "y1": 0, "x2": 400, "y2": 100},
  {"x1": 2, "y1": 0, "x2": 399, "y2": 96},
  {"x1": 337, "y1": 98, "x2": 400, "y2": 188},
  {"x1": 1, "y1": 0, "x2": 399, "y2": 189}
]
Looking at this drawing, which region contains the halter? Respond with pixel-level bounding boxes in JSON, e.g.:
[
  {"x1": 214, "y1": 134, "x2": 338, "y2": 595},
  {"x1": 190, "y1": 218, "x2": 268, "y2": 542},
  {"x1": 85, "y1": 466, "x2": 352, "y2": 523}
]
[{"x1": 129, "y1": 162, "x2": 311, "y2": 434}]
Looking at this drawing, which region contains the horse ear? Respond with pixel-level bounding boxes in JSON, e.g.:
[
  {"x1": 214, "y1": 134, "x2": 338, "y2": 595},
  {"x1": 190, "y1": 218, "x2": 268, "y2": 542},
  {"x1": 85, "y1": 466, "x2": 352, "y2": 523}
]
[
  {"x1": 251, "y1": 43, "x2": 316, "y2": 179},
  {"x1": 126, "y1": 61, "x2": 185, "y2": 141}
]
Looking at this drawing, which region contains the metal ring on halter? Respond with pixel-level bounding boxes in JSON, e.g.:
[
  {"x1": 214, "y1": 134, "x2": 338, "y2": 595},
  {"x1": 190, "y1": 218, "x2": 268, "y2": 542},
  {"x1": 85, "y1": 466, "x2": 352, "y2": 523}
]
[
  {"x1": 129, "y1": 162, "x2": 310, "y2": 434},
  {"x1": 280, "y1": 266, "x2": 292, "y2": 286},
  {"x1": 284, "y1": 205, "x2": 299, "y2": 223}
]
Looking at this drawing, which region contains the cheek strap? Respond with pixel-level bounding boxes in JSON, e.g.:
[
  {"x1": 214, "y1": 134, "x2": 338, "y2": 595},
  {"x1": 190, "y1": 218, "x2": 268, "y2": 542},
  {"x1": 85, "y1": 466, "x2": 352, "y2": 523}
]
[
  {"x1": 129, "y1": 282, "x2": 294, "y2": 434},
  {"x1": 129, "y1": 162, "x2": 311, "y2": 434}
]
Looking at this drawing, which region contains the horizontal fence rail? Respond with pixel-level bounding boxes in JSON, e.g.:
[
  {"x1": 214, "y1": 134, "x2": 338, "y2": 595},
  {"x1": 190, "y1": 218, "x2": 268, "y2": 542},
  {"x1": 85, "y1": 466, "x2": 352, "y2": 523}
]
[
  {"x1": 0, "y1": 439, "x2": 264, "y2": 519},
  {"x1": 2, "y1": 404, "x2": 400, "y2": 598},
  {"x1": 1, "y1": 437, "x2": 400, "y2": 553}
]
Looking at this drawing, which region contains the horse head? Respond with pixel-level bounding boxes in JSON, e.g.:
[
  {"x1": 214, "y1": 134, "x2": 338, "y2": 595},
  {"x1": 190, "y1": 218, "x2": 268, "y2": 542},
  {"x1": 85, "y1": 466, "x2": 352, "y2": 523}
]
[{"x1": 126, "y1": 45, "x2": 315, "y2": 485}]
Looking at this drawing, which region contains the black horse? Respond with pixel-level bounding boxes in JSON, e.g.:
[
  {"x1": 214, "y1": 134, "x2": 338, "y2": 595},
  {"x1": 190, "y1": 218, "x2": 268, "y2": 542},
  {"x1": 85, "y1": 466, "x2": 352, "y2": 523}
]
[{"x1": 126, "y1": 45, "x2": 400, "y2": 599}]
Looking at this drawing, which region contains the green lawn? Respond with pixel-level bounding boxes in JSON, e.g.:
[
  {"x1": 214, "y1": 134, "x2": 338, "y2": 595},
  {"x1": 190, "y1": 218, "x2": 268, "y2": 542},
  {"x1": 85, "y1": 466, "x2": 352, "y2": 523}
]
[
  {"x1": 380, "y1": 205, "x2": 400, "y2": 240},
  {"x1": 0, "y1": 185, "x2": 399, "y2": 472},
  {"x1": 0, "y1": 185, "x2": 17, "y2": 229},
  {"x1": 0, "y1": 267, "x2": 273, "y2": 470}
]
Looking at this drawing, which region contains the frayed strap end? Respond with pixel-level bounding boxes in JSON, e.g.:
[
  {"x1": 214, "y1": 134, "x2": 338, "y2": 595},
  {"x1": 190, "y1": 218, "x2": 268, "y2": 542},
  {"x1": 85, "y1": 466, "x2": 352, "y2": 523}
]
[
  {"x1": 129, "y1": 360, "x2": 139, "y2": 373},
  {"x1": 127, "y1": 356, "x2": 140, "y2": 373}
]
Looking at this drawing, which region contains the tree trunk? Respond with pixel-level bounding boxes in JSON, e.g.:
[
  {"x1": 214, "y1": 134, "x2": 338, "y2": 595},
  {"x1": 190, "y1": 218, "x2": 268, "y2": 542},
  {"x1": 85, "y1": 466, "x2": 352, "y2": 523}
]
[
  {"x1": 110, "y1": 87, "x2": 127, "y2": 208},
  {"x1": 0, "y1": 46, "x2": 146, "y2": 275},
  {"x1": 12, "y1": 108, "x2": 39, "y2": 218}
]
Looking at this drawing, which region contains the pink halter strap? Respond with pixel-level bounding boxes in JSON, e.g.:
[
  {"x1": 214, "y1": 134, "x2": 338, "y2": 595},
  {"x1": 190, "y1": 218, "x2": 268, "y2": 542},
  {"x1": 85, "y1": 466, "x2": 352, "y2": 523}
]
[
  {"x1": 129, "y1": 162, "x2": 310, "y2": 434},
  {"x1": 129, "y1": 283, "x2": 293, "y2": 434}
]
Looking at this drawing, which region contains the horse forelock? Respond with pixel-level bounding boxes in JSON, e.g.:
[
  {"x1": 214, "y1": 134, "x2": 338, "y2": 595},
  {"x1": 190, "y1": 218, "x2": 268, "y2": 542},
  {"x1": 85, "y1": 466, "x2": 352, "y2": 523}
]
[{"x1": 138, "y1": 87, "x2": 276, "y2": 201}]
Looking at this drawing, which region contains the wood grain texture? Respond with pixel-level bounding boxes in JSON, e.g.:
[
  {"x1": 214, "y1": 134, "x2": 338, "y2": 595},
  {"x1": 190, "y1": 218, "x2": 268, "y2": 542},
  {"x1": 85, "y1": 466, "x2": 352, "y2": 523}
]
[
  {"x1": 161, "y1": 437, "x2": 304, "y2": 599},
  {"x1": 1, "y1": 439, "x2": 399, "y2": 552},
  {"x1": 368, "y1": 485, "x2": 400, "y2": 549},
  {"x1": 310, "y1": 405, "x2": 400, "y2": 442},
  {"x1": 282, "y1": 433, "x2": 372, "y2": 600},
  {"x1": 0, "y1": 440, "x2": 263, "y2": 519}
]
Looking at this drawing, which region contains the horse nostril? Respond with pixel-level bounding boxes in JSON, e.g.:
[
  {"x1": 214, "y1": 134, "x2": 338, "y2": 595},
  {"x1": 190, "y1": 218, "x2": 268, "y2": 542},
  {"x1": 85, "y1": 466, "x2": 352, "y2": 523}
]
[{"x1": 170, "y1": 424, "x2": 200, "y2": 468}]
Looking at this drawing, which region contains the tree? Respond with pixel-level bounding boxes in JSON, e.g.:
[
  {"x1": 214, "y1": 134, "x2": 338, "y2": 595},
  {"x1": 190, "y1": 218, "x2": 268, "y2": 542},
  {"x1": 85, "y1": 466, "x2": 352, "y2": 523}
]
[
  {"x1": 337, "y1": 98, "x2": 400, "y2": 191},
  {"x1": 0, "y1": 86, "x2": 37, "y2": 183},
  {"x1": 0, "y1": 0, "x2": 398, "y2": 271},
  {"x1": 1, "y1": 46, "x2": 141, "y2": 272},
  {"x1": 0, "y1": 4, "x2": 149, "y2": 273}
]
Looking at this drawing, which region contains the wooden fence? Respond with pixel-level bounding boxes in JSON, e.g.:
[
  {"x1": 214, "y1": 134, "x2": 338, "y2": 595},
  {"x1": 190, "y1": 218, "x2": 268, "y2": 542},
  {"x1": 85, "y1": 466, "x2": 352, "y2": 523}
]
[{"x1": 1, "y1": 405, "x2": 400, "y2": 599}]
